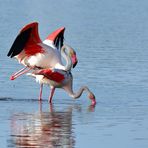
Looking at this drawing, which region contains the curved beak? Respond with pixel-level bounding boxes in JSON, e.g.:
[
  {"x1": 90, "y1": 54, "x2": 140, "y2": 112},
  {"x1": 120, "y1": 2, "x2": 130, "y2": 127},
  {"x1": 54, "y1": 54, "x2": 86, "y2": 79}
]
[{"x1": 71, "y1": 54, "x2": 78, "y2": 68}]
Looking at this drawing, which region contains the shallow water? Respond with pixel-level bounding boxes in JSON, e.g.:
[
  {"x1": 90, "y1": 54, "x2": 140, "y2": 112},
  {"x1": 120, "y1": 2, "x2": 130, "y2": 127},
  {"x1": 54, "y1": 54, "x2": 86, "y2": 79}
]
[{"x1": 1, "y1": 0, "x2": 148, "y2": 147}]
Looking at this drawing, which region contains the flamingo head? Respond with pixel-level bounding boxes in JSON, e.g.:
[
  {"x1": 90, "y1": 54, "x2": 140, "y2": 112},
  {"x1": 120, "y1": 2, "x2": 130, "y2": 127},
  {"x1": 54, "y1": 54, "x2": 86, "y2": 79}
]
[
  {"x1": 70, "y1": 51, "x2": 78, "y2": 68},
  {"x1": 63, "y1": 43, "x2": 78, "y2": 68},
  {"x1": 10, "y1": 75, "x2": 16, "y2": 80},
  {"x1": 89, "y1": 93, "x2": 96, "y2": 106}
]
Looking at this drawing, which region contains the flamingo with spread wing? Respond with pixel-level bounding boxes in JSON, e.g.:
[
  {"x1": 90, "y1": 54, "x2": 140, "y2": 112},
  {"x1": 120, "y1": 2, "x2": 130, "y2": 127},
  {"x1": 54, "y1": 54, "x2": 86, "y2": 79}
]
[
  {"x1": 7, "y1": 22, "x2": 78, "y2": 80},
  {"x1": 7, "y1": 22, "x2": 78, "y2": 100},
  {"x1": 7, "y1": 22, "x2": 96, "y2": 105}
]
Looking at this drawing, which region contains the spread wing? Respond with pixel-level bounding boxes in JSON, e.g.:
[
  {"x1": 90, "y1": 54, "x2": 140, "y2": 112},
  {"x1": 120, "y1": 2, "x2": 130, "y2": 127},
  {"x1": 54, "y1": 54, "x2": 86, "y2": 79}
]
[
  {"x1": 43, "y1": 27, "x2": 65, "y2": 50},
  {"x1": 7, "y1": 22, "x2": 43, "y2": 58}
]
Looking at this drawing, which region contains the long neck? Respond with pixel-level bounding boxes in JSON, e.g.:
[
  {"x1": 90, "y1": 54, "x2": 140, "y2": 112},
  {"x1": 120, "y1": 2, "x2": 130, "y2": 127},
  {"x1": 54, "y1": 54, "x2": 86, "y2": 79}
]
[
  {"x1": 61, "y1": 44, "x2": 72, "y2": 71},
  {"x1": 72, "y1": 86, "x2": 90, "y2": 98},
  {"x1": 63, "y1": 79, "x2": 96, "y2": 105},
  {"x1": 64, "y1": 84, "x2": 92, "y2": 99},
  {"x1": 69, "y1": 86, "x2": 96, "y2": 105}
]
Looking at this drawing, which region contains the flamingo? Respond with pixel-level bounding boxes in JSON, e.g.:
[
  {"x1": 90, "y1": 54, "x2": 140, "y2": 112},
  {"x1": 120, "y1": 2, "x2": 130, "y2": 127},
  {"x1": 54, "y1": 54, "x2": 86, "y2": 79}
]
[
  {"x1": 7, "y1": 22, "x2": 78, "y2": 100},
  {"x1": 27, "y1": 44, "x2": 96, "y2": 106},
  {"x1": 7, "y1": 22, "x2": 78, "y2": 80}
]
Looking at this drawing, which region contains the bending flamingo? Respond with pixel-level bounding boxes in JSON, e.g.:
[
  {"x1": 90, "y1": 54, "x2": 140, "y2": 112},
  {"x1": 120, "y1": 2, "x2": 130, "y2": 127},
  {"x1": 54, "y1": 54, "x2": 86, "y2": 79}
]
[
  {"x1": 7, "y1": 22, "x2": 78, "y2": 80},
  {"x1": 27, "y1": 44, "x2": 96, "y2": 105}
]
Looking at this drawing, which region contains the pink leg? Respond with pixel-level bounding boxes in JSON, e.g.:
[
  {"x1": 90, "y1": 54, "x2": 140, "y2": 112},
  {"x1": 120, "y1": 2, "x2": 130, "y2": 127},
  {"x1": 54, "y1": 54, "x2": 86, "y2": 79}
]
[
  {"x1": 13, "y1": 67, "x2": 28, "y2": 75},
  {"x1": 10, "y1": 67, "x2": 32, "y2": 80},
  {"x1": 49, "y1": 103, "x2": 54, "y2": 112},
  {"x1": 38, "y1": 100, "x2": 42, "y2": 112},
  {"x1": 39, "y1": 84, "x2": 43, "y2": 101},
  {"x1": 48, "y1": 87, "x2": 55, "y2": 103}
]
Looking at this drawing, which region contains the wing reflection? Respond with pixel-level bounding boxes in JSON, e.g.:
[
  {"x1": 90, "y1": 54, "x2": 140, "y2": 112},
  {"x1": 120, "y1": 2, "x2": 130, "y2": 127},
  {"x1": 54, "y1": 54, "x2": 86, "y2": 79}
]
[{"x1": 8, "y1": 103, "x2": 75, "y2": 148}]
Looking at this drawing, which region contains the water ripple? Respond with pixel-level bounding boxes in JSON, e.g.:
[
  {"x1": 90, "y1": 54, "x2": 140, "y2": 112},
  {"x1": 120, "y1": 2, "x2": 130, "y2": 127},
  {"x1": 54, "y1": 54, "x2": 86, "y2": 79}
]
[{"x1": 8, "y1": 105, "x2": 75, "y2": 148}]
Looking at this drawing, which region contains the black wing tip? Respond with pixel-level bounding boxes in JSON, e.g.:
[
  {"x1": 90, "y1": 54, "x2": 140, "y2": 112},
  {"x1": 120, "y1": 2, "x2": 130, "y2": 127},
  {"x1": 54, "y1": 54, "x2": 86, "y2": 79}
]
[
  {"x1": 73, "y1": 60, "x2": 78, "y2": 68},
  {"x1": 54, "y1": 32, "x2": 64, "y2": 50},
  {"x1": 7, "y1": 28, "x2": 32, "y2": 58},
  {"x1": 7, "y1": 52, "x2": 11, "y2": 57}
]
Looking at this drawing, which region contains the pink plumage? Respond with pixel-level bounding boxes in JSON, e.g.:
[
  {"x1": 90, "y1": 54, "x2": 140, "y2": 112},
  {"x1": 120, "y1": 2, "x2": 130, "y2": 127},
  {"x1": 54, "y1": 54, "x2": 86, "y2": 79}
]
[{"x1": 37, "y1": 69, "x2": 65, "y2": 83}]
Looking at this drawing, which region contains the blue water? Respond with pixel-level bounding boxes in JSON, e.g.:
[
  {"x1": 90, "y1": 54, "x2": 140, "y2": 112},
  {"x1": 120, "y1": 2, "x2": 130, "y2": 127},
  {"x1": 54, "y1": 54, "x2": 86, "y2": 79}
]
[{"x1": 1, "y1": 0, "x2": 148, "y2": 147}]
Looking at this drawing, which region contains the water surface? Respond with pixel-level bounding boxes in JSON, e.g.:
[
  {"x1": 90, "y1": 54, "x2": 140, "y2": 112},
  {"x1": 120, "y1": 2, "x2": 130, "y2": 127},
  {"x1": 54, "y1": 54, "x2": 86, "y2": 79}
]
[{"x1": 1, "y1": 0, "x2": 148, "y2": 147}]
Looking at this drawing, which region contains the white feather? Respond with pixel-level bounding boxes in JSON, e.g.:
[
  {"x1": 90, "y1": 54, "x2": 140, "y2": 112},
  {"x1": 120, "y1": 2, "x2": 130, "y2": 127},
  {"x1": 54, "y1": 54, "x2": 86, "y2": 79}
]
[{"x1": 43, "y1": 40, "x2": 55, "y2": 49}]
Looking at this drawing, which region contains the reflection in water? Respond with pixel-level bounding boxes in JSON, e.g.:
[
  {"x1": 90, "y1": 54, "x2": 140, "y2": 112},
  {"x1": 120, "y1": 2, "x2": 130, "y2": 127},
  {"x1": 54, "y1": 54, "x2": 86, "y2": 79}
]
[{"x1": 8, "y1": 103, "x2": 75, "y2": 148}]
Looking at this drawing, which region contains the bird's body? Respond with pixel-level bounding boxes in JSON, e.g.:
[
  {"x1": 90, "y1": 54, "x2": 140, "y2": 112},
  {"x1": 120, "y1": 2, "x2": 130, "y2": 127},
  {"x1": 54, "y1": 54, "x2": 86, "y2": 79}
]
[
  {"x1": 28, "y1": 69, "x2": 71, "y2": 88},
  {"x1": 28, "y1": 68, "x2": 96, "y2": 106},
  {"x1": 15, "y1": 43, "x2": 62, "y2": 69}
]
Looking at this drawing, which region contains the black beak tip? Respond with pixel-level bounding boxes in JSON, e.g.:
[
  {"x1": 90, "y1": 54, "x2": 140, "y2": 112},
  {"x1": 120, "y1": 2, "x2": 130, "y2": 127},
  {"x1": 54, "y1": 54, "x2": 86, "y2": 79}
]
[{"x1": 73, "y1": 61, "x2": 78, "y2": 68}]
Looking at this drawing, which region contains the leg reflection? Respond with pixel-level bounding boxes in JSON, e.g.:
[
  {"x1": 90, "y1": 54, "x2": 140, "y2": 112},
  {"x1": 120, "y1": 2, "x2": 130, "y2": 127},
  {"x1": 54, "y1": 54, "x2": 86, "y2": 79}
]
[{"x1": 9, "y1": 103, "x2": 75, "y2": 148}]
